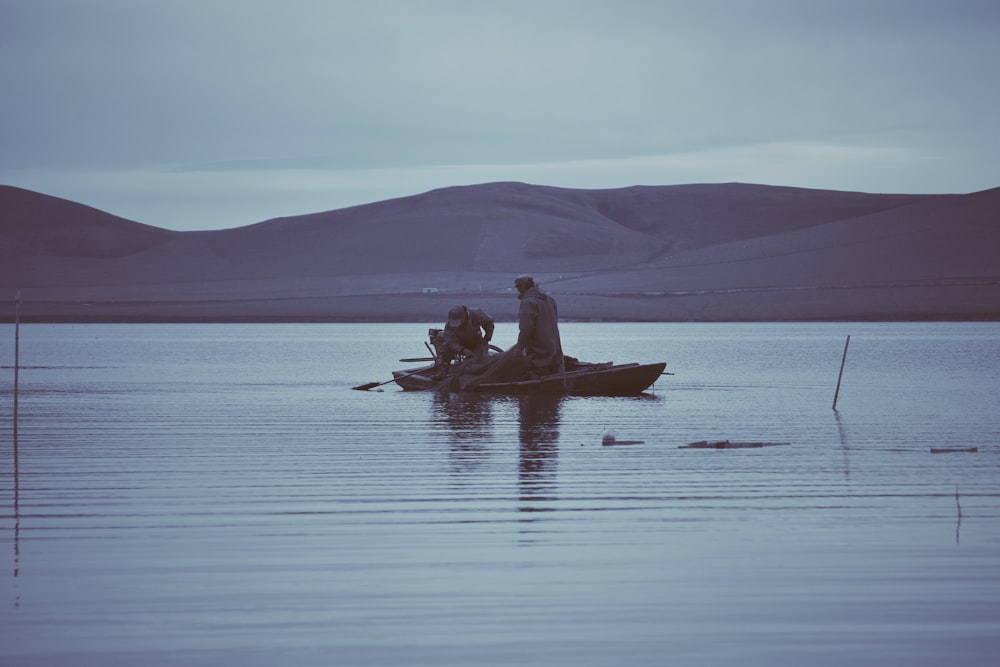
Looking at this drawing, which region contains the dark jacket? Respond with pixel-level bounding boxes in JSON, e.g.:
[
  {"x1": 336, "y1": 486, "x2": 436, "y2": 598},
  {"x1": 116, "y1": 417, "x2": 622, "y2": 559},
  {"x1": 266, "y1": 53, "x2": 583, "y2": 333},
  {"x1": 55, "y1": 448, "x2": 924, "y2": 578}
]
[
  {"x1": 516, "y1": 286, "x2": 563, "y2": 373},
  {"x1": 445, "y1": 306, "x2": 495, "y2": 352}
]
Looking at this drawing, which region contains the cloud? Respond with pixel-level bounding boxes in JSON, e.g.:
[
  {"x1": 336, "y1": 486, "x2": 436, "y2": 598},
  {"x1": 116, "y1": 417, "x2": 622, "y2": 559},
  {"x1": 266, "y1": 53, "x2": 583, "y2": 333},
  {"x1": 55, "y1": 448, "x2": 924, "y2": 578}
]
[{"x1": 1, "y1": 0, "x2": 998, "y2": 229}]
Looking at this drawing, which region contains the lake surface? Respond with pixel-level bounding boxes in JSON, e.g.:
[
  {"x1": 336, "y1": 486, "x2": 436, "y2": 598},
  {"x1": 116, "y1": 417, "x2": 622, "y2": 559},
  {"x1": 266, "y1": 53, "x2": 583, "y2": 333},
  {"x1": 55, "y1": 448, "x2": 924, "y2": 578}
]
[{"x1": 1, "y1": 322, "x2": 999, "y2": 667}]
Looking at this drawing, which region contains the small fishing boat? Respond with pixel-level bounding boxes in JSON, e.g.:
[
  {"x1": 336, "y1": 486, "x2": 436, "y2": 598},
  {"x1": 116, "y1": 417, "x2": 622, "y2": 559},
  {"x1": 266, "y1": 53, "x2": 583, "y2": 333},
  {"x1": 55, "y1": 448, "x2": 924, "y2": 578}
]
[
  {"x1": 350, "y1": 328, "x2": 669, "y2": 395},
  {"x1": 391, "y1": 360, "x2": 668, "y2": 396}
]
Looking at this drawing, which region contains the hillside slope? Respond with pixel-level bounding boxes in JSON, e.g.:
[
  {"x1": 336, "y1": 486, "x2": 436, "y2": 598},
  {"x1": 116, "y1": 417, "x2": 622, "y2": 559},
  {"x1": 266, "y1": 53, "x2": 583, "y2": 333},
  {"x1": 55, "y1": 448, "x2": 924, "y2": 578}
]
[
  {"x1": 1, "y1": 181, "x2": 996, "y2": 321},
  {"x1": 554, "y1": 186, "x2": 1000, "y2": 292}
]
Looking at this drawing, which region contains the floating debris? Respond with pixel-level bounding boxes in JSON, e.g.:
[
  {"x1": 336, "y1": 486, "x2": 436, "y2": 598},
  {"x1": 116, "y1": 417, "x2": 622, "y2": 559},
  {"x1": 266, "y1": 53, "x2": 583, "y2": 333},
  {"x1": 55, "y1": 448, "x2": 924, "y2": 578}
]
[
  {"x1": 601, "y1": 430, "x2": 644, "y2": 446},
  {"x1": 930, "y1": 447, "x2": 978, "y2": 454},
  {"x1": 679, "y1": 440, "x2": 791, "y2": 449}
]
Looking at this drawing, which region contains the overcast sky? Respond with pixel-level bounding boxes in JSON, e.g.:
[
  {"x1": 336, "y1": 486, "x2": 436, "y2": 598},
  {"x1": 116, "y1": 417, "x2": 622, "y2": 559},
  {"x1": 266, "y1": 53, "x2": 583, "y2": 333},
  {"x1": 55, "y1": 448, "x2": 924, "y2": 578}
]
[{"x1": 2, "y1": 0, "x2": 998, "y2": 231}]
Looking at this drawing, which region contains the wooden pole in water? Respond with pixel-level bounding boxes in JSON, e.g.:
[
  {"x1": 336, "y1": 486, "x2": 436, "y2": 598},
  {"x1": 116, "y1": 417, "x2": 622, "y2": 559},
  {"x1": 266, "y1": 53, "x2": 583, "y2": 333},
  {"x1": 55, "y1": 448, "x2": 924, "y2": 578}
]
[
  {"x1": 13, "y1": 292, "x2": 20, "y2": 460},
  {"x1": 12, "y1": 293, "x2": 21, "y2": 607},
  {"x1": 832, "y1": 334, "x2": 850, "y2": 411}
]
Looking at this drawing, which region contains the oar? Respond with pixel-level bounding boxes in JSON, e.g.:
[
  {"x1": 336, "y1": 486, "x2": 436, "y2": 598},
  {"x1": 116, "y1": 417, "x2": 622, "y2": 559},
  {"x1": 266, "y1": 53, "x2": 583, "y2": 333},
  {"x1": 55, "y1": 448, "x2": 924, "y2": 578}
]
[
  {"x1": 352, "y1": 367, "x2": 430, "y2": 391},
  {"x1": 399, "y1": 357, "x2": 436, "y2": 362}
]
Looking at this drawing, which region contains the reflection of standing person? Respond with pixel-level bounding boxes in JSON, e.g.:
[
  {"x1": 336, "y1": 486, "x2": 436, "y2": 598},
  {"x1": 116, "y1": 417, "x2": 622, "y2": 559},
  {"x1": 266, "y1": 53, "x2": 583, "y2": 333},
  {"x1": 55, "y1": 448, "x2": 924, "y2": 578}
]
[
  {"x1": 517, "y1": 393, "x2": 562, "y2": 515},
  {"x1": 513, "y1": 275, "x2": 563, "y2": 377}
]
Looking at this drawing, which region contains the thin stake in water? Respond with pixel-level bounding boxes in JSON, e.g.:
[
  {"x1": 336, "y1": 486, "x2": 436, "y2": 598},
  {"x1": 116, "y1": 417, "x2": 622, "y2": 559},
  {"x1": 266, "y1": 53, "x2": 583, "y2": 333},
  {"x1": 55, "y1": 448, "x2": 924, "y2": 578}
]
[
  {"x1": 956, "y1": 486, "x2": 963, "y2": 545},
  {"x1": 12, "y1": 293, "x2": 22, "y2": 607},
  {"x1": 13, "y1": 292, "x2": 20, "y2": 452},
  {"x1": 833, "y1": 334, "x2": 850, "y2": 411}
]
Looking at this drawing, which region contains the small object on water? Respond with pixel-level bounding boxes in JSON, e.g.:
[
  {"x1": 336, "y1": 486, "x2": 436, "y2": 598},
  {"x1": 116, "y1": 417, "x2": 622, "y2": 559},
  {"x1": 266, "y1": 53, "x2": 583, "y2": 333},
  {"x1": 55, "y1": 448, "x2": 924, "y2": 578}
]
[
  {"x1": 930, "y1": 447, "x2": 978, "y2": 454},
  {"x1": 679, "y1": 440, "x2": 791, "y2": 449},
  {"x1": 601, "y1": 429, "x2": 644, "y2": 446}
]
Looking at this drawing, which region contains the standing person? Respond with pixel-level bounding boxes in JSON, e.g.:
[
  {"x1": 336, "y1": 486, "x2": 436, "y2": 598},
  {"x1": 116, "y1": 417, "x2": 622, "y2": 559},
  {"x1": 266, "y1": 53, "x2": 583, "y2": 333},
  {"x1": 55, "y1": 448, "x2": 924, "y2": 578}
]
[{"x1": 513, "y1": 275, "x2": 564, "y2": 377}]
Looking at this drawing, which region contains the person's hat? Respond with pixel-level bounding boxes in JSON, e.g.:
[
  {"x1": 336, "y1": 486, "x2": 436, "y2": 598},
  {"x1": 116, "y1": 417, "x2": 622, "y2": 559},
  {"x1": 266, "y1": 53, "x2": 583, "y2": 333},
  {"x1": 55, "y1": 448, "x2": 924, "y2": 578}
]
[
  {"x1": 514, "y1": 274, "x2": 534, "y2": 289},
  {"x1": 447, "y1": 305, "x2": 466, "y2": 327}
]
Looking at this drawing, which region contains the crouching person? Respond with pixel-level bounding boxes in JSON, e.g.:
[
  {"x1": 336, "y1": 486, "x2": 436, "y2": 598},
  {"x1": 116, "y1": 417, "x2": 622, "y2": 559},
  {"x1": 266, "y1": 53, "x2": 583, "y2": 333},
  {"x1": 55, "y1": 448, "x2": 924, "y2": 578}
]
[{"x1": 430, "y1": 305, "x2": 496, "y2": 378}]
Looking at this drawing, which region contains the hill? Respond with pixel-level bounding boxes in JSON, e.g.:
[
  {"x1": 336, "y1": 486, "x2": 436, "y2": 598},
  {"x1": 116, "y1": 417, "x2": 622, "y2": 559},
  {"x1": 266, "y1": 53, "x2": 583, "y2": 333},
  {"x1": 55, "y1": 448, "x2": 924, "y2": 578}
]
[{"x1": 1, "y1": 181, "x2": 998, "y2": 321}]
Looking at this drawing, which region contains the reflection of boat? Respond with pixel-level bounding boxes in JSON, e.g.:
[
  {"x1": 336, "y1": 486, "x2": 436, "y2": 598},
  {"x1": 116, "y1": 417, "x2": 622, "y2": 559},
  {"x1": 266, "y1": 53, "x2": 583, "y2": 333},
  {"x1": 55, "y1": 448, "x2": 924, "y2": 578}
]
[{"x1": 393, "y1": 360, "x2": 667, "y2": 396}]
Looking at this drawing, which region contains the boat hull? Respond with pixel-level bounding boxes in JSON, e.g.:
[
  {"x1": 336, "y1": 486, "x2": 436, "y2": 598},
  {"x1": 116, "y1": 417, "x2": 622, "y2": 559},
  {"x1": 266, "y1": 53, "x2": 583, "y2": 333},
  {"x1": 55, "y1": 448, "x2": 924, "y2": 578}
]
[{"x1": 392, "y1": 361, "x2": 667, "y2": 396}]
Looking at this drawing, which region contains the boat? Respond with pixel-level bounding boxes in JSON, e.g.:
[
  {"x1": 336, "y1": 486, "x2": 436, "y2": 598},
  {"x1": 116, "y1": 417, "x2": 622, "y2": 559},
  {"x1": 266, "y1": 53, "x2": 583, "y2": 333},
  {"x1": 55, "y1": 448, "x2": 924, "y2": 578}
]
[{"x1": 392, "y1": 360, "x2": 668, "y2": 396}]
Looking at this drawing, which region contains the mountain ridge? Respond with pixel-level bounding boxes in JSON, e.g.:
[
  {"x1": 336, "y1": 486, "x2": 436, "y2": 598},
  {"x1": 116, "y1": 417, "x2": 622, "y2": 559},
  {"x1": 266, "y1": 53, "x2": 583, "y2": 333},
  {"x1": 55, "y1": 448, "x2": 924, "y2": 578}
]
[{"x1": 1, "y1": 181, "x2": 997, "y2": 321}]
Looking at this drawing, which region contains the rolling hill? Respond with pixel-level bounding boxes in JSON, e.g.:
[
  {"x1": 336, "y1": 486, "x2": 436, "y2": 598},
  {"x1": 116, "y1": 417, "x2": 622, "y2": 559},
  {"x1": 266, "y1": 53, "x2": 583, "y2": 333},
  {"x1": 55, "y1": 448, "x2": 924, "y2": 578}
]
[{"x1": 1, "y1": 181, "x2": 998, "y2": 321}]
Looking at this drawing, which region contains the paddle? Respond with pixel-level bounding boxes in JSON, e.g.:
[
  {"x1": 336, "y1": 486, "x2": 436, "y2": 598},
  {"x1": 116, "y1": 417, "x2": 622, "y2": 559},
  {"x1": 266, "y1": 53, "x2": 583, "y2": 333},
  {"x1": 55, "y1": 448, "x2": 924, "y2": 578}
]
[
  {"x1": 352, "y1": 367, "x2": 430, "y2": 391},
  {"x1": 399, "y1": 357, "x2": 436, "y2": 362}
]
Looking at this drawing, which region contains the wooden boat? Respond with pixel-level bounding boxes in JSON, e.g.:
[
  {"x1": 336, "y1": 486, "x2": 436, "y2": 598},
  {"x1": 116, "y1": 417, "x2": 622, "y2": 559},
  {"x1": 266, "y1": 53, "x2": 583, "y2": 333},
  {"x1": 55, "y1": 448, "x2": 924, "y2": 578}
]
[{"x1": 392, "y1": 360, "x2": 668, "y2": 396}]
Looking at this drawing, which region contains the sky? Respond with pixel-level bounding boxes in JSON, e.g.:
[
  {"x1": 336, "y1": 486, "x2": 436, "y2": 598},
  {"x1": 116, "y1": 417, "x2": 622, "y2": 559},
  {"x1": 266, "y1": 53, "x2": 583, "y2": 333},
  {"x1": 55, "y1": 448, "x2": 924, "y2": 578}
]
[{"x1": 1, "y1": 0, "x2": 998, "y2": 231}]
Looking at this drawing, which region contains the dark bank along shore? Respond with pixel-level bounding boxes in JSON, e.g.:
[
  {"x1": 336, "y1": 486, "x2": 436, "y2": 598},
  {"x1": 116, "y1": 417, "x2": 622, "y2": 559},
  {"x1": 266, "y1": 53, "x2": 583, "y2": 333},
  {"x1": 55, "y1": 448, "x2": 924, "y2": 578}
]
[{"x1": 2, "y1": 286, "x2": 999, "y2": 323}]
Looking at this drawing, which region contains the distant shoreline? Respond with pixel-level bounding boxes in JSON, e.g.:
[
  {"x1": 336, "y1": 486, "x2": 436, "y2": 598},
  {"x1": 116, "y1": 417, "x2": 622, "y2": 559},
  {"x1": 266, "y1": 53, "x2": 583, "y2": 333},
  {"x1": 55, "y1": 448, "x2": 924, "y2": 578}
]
[{"x1": 3, "y1": 288, "x2": 998, "y2": 324}]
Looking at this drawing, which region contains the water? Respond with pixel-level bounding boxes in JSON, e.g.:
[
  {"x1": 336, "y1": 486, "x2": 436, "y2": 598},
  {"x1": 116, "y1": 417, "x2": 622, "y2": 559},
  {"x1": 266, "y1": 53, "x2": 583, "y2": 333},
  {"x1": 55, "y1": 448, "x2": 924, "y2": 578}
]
[{"x1": 1, "y1": 322, "x2": 999, "y2": 667}]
